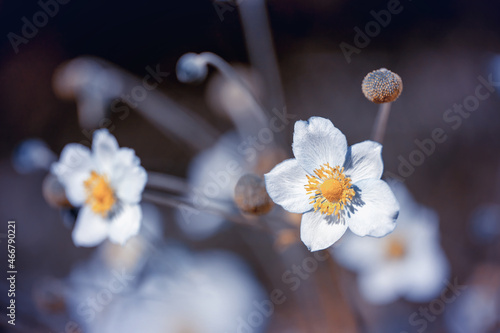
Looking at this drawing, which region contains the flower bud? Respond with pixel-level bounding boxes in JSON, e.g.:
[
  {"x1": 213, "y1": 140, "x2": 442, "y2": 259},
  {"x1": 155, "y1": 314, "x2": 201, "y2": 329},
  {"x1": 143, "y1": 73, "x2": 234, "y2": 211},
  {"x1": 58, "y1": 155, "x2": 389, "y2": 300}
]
[
  {"x1": 33, "y1": 278, "x2": 67, "y2": 314},
  {"x1": 176, "y1": 53, "x2": 208, "y2": 83},
  {"x1": 12, "y1": 139, "x2": 56, "y2": 174},
  {"x1": 234, "y1": 173, "x2": 274, "y2": 215},
  {"x1": 362, "y1": 68, "x2": 402, "y2": 104}
]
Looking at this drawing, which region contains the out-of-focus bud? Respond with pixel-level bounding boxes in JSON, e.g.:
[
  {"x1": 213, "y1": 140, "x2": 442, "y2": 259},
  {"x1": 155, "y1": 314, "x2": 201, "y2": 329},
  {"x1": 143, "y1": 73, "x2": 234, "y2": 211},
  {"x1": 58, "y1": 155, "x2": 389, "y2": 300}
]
[
  {"x1": 42, "y1": 173, "x2": 71, "y2": 209},
  {"x1": 362, "y1": 68, "x2": 403, "y2": 104},
  {"x1": 53, "y1": 58, "x2": 121, "y2": 100},
  {"x1": 52, "y1": 57, "x2": 122, "y2": 128},
  {"x1": 12, "y1": 139, "x2": 56, "y2": 174},
  {"x1": 234, "y1": 173, "x2": 274, "y2": 215},
  {"x1": 33, "y1": 278, "x2": 67, "y2": 315},
  {"x1": 176, "y1": 53, "x2": 208, "y2": 84}
]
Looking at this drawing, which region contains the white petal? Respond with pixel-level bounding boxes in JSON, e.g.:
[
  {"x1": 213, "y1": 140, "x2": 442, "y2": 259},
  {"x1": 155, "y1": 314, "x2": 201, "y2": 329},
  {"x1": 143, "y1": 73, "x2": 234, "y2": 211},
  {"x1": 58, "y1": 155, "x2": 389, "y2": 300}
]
[
  {"x1": 300, "y1": 211, "x2": 348, "y2": 251},
  {"x1": 358, "y1": 264, "x2": 402, "y2": 304},
  {"x1": 344, "y1": 140, "x2": 383, "y2": 183},
  {"x1": 387, "y1": 180, "x2": 425, "y2": 223},
  {"x1": 51, "y1": 143, "x2": 93, "y2": 206},
  {"x1": 72, "y1": 206, "x2": 109, "y2": 247},
  {"x1": 399, "y1": 209, "x2": 450, "y2": 302},
  {"x1": 108, "y1": 204, "x2": 142, "y2": 245},
  {"x1": 264, "y1": 158, "x2": 312, "y2": 214},
  {"x1": 110, "y1": 148, "x2": 146, "y2": 204},
  {"x1": 331, "y1": 230, "x2": 386, "y2": 273},
  {"x1": 113, "y1": 148, "x2": 140, "y2": 172},
  {"x1": 402, "y1": 249, "x2": 450, "y2": 302},
  {"x1": 189, "y1": 131, "x2": 246, "y2": 202},
  {"x1": 347, "y1": 179, "x2": 399, "y2": 237},
  {"x1": 115, "y1": 165, "x2": 147, "y2": 204},
  {"x1": 62, "y1": 169, "x2": 92, "y2": 206},
  {"x1": 292, "y1": 117, "x2": 347, "y2": 174},
  {"x1": 92, "y1": 129, "x2": 119, "y2": 175}
]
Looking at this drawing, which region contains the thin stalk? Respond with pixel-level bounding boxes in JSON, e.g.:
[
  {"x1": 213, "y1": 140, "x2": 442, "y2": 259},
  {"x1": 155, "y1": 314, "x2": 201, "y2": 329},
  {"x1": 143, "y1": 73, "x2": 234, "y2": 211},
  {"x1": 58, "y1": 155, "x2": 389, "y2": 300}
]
[
  {"x1": 371, "y1": 102, "x2": 392, "y2": 144},
  {"x1": 328, "y1": 255, "x2": 368, "y2": 333},
  {"x1": 197, "y1": 52, "x2": 268, "y2": 132},
  {"x1": 142, "y1": 191, "x2": 269, "y2": 230},
  {"x1": 146, "y1": 171, "x2": 191, "y2": 194},
  {"x1": 238, "y1": 0, "x2": 286, "y2": 112}
]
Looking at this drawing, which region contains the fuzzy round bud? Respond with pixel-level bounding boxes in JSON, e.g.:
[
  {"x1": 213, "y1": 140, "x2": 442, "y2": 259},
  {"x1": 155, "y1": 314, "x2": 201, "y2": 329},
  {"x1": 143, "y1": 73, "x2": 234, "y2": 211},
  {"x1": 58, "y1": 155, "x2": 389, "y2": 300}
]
[
  {"x1": 176, "y1": 53, "x2": 208, "y2": 83},
  {"x1": 234, "y1": 174, "x2": 274, "y2": 215},
  {"x1": 362, "y1": 68, "x2": 403, "y2": 104}
]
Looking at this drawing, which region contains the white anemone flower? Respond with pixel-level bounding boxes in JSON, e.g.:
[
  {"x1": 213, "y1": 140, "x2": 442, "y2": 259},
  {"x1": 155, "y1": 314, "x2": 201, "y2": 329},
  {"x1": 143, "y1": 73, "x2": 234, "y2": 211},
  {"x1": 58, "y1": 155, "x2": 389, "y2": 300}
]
[
  {"x1": 51, "y1": 129, "x2": 147, "y2": 247},
  {"x1": 265, "y1": 116, "x2": 399, "y2": 251},
  {"x1": 332, "y1": 181, "x2": 449, "y2": 304}
]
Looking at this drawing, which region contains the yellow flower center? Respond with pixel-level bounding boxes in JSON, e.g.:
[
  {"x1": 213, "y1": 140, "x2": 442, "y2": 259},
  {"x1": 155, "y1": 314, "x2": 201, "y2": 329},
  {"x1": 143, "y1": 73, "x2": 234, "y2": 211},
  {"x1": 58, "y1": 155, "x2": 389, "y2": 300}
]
[
  {"x1": 305, "y1": 163, "x2": 355, "y2": 218},
  {"x1": 84, "y1": 171, "x2": 116, "y2": 217},
  {"x1": 320, "y1": 178, "x2": 344, "y2": 203}
]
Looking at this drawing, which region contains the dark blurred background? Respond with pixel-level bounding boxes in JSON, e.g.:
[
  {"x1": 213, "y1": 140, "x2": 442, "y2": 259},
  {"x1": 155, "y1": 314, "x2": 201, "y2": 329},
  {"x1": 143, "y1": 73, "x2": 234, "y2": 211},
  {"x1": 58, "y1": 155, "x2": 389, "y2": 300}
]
[{"x1": 1, "y1": 0, "x2": 500, "y2": 332}]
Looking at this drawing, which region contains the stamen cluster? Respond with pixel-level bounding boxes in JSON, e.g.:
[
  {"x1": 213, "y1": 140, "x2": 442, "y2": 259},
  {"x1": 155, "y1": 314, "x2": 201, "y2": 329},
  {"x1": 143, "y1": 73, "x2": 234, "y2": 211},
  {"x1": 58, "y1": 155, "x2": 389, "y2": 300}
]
[
  {"x1": 305, "y1": 164, "x2": 355, "y2": 218},
  {"x1": 84, "y1": 171, "x2": 116, "y2": 217}
]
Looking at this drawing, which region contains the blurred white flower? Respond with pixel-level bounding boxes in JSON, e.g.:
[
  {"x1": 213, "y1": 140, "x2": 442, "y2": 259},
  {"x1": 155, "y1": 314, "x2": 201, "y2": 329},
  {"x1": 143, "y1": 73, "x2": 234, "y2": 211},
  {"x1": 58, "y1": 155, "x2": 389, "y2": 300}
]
[
  {"x1": 98, "y1": 203, "x2": 163, "y2": 274},
  {"x1": 176, "y1": 131, "x2": 247, "y2": 239},
  {"x1": 52, "y1": 129, "x2": 147, "y2": 247},
  {"x1": 63, "y1": 203, "x2": 162, "y2": 331},
  {"x1": 265, "y1": 116, "x2": 399, "y2": 251},
  {"x1": 67, "y1": 246, "x2": 267, "y2": 333},
  {"x1": 332, "y1": 181, "x2": 449, "y2": 304}
]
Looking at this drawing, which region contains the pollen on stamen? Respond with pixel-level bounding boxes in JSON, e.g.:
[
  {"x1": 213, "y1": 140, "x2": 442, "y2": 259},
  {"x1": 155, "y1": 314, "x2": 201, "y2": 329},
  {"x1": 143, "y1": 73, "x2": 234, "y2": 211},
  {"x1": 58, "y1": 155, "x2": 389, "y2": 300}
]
[
  {"x1": 305, "y1": 164, "x2": 355, "y2": 219},
  {"x1": 84, "y1": 171, "x2": 116, "y2": 217}
]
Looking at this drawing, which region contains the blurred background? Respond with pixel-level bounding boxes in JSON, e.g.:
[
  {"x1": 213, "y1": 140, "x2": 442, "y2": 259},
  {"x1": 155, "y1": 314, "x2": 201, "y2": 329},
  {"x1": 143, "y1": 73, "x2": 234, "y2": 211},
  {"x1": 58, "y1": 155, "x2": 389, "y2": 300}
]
[{"x1": 1, "y1": 0, "x2": 500, "y2": 332}]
